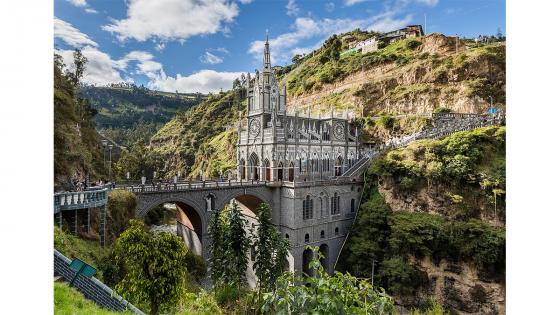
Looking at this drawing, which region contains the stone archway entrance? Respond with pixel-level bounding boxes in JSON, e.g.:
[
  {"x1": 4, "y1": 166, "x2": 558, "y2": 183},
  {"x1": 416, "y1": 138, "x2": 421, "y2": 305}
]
[{"x1": 302, "y1": 247, "x2": 314, "y2": 277}]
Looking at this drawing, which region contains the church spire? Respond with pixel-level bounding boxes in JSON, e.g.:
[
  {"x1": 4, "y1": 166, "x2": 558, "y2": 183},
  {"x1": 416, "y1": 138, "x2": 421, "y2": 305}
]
[{"x1": 263, "y1": 31, "x2": 271, "y2": 72}]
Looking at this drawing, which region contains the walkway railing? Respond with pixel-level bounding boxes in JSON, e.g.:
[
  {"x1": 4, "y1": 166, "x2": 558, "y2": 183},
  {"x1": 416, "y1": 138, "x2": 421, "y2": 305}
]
[
  {"x1": 54, "y1": 188, "x2": 109, "y2": 214},
  {"x1": 120, "y1": 179, "x2": 269, "y2": 193}
]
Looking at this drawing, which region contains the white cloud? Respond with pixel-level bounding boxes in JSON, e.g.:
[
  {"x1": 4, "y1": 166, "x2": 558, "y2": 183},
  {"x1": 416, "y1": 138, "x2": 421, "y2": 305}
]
[
  {"x1": 286, "y1": 0, "x2": 300, "y2": 17},
  {"x1": 56, "y1": 46, "x2": 124, "y2": 86},
  {"x1": 149, "y1": 70, "x2": 244, "y2": 93},
  {"x1": 56, "y1": 43, "x2": 240, "y2": 93},
  {"x1": 118, "y1": 51, "x2": 164, "y2": 80},
  {"x1": 54, "y1": 17, "x2": 98, "y2": 48},
  {"x1": 85, "y1": 8, "x2": 98, "y2": 14},
  {"x1": 325, "y1": 2, "x2": 335, "y2": 12},
  {"x1": 369, "y1": 15, "x2": 414, "y2": 32},
  {"x1": 155, "y1": 42, "x2": 166, "y2": 52},
  {"x1": 416, "y1": 0, "x2": 439, "y2": 6},
  {"x1": 102, "y1": 0, "x2": 239, "y2": 42},
  {"x1": 200, "y1": 51, "x2": 224, "y2": 65},
  {"x1": 238, "y1": 0, "x2": 253, "y2": 3},
  {"x1": 66, "y1": 0, "x2": 87, "y2": 7},
  {"x1": 344, "y1": 0, "x2": 368, "y2": 6}
]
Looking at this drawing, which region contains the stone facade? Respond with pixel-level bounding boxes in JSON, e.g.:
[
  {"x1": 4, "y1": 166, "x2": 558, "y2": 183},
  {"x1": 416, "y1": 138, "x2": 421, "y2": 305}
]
[{"x1": 236, "y1": 38, "x2": 364, "y2": 274}]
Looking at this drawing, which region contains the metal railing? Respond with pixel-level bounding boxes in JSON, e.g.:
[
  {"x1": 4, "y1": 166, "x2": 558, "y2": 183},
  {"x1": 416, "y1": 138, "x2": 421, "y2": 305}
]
[{"x1": 54, "y1": 188, "x2": 109, "y2": 214}]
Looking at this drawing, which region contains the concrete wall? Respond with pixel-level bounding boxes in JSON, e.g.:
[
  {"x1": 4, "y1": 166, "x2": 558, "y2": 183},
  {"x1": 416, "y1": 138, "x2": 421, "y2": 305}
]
[{"x1": 54, "y1": 249, "x2": 144, "y2": 314}]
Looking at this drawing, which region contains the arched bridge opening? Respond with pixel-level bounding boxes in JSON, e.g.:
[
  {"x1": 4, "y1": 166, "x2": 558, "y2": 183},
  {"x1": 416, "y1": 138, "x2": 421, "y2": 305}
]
[{"x1": 143, "y1": 200, "x2": 204, "y2": 257}]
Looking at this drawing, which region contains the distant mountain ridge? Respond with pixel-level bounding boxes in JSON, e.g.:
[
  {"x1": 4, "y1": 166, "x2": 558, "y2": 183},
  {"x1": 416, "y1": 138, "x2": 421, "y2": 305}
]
[{"x1": 80, "y1": 84, "x2": 208, "y2": 129}]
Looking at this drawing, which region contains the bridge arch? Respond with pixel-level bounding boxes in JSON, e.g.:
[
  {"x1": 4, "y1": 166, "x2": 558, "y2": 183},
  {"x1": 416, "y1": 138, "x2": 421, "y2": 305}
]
[
  {"x1": 214, "y1": 188, "x2": 273, "y2": 215},
  {"x1": 139, "y1": 196, "x2": 207, "y2": 256}
]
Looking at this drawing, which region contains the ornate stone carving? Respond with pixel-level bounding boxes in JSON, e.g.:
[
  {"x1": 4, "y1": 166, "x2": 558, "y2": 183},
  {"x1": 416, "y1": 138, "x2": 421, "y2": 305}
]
[{"x1": 249, "y1": 119, "x2": 261, "y2": 137}]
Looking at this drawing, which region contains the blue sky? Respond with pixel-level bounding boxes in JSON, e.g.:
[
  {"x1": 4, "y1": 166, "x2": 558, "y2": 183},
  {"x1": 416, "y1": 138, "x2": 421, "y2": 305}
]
[{"x1": 54, "y1": 0, "x2": 505, "y2": 93}]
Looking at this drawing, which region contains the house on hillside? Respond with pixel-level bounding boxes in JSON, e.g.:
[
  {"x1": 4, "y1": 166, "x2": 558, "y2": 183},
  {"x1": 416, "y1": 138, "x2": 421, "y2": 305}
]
[
  {"x1": 377, "y1": 25, "x2": 424, "y2": 45},
  {"x1": 340, "y1": 25, "x2": 425, "y2": 58}
]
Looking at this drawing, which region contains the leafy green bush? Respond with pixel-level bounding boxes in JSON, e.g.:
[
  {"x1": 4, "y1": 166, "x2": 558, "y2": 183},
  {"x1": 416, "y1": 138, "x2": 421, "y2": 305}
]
[
  {"x1": 263, "y1": 246, "x2": 395, "y2": 314},
  {"x1": 185, "y1": 251, "x2": 207, "y2": 283},
  {"x1": 433, "y1": 107, "x2": 451, "y2": 113},
  {"x1": 406, "y1": 40, "x2": 422, "y2": 50},
  {"x1": 377, "y1": 115, "x2": 395, "y2": 129},
  {"x1": 176, "y1": 291, "x2": 222, "y2": 315},
  {"x1": 114, "y1": 220, "x2": 188, "y2": 315}
]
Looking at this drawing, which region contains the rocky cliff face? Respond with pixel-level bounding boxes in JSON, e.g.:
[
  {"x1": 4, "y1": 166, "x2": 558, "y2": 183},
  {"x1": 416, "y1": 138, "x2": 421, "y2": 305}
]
[
  {"x1": 410, "y1": 256, "x2": 505, "y2": 315},
  {"x1": 286, "y1": 34, "x2": 505, "y2": 117}
]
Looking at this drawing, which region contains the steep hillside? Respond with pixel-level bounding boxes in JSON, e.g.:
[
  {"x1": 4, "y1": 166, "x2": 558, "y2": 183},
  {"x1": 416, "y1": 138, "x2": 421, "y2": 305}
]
[
  {"x1": 337, "y1": 126, "x2": 506, "y2": 314},
  {"x1": 54, "y1": 53, "x2": 106, "y2": 190},
  {"x1": 282, "y1": 33, "x2": 505, "y2": 117},
  {"x1": 148, "y1": 89, "x2": 245, "y2": 179},
  {"x1": 81, "y1": 84, "x2": 206, "y2": 129},
  {"x1": 80, "y1": 85, "x2": 206, "y2": 148}
]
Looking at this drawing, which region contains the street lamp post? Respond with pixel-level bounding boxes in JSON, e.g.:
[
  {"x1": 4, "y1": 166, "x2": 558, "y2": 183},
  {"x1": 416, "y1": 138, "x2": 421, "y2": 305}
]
[
  {"x1": 101, "y1": 140, "x2": 108, "y2": 169},
  {"x1": 108, "y1": 144, "x2": 113, "y2": 182}
]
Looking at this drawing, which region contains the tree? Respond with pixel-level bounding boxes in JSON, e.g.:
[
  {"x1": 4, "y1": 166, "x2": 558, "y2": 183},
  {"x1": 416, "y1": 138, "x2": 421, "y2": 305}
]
[
  {"x1": 291, "y1": 54, "x2": 302, "y2": 64},
  {"x1": 113, "y1": 220, "x2": 188, "y2": 315},
  {"x1": 253, "y1": 203, "x2": 289, "y2": 293},
  {"x1": 208, "y1": 207, "x2": 229, "y2": 285},
  {"x1": 67, "y1": 49, "x2": 88, "y2": 87},
  {"x1": 226, "y1": 201, "x2": 250, "y2": 288}
]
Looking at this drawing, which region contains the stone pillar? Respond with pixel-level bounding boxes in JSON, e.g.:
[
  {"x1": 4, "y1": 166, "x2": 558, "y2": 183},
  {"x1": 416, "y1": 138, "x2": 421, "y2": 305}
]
[
  {"x1": 99, "y1": 205, "x2": 107, "y2": 247},
  {"x1": 71, "y1": 209, "x2": 78, "y2": 235},
  {"x1": 57, "y1": 212, "x2": 62, "y2": 229},
  {"x1": 87, "y1": 208, "x2": 91, "y2": 234}
]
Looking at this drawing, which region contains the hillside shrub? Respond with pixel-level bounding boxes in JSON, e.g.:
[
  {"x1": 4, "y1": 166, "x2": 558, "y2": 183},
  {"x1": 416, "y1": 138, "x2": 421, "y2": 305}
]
[
  {"x1": 377, "y1": 115, "x2": 395, "y2": 129},
  {"x1": 433, "y1": 107, "x2": 451, "y2": 113},
  {"x1": 106, "y1": 190, "x2": 137, "y2": 238},
  {"x1": 406, "y1": 40, "x2": 422, "y2": 50},
  {"x1": 262, "y1": 246, "x2": 395, "y2": 314},
  {"x1": 377, "y1": 257, "x2": 428, "y2": 297}
]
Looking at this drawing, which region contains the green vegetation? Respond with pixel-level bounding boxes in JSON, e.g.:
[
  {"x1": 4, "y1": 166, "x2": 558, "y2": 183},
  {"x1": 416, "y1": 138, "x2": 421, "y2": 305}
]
[
  {"x1": 54, "y1": 51, "x2": 105, "y2": 189},
  {"x1": 284, "y1": 34, "x2": 425, "y2": 96},
  {"x1": 370, "y1": 126, "x2": 505, "y2": 219},
  {"x1": 54, "y1": 227, "x2": 111, "y2": 280},
  {"x1": 262, "y1": 246, "x2": 395, "y2": 314},
  {"x1": 54, "y1": 282, "x2": 132, "y2": 315},
  {"x1": 338, "y1": 126, "x2": 506, "y2": 309},
  {"x1": 147, "y1": 89, "x2": 244, "y2": 179},
  {"x1": 81, "y1": 84, "x2": 204, "y2": 130},
  {"x1": 209, "y1": 201, "x2": 250, "y2": 291},
  {"x1": 433, "y1": 107, "x2": 451, "y2": 113},
  {"x1": 105, "y1": 190, "x2": 137, "y2": 241},
  {"x1": 114, "y1": 220, "x2": 188, "y2": 315},
  {"x1": 253, "y1": 203, "x2": 289, "y2": 293}
]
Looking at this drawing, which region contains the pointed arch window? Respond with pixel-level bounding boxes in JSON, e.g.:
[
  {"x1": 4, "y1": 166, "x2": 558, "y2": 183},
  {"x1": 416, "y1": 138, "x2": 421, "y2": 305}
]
[
  {"x1": 331, "y1": 192, "x2": 340, "y2": 215},
  {"x1": 303, "y1": 195, "x2": 313, "y2": 220}
]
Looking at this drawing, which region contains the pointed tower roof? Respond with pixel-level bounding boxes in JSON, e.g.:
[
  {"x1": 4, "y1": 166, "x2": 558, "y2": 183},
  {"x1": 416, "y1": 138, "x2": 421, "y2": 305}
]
[{"x1": 263, "y1": 32, "x2": 271, "y2": 72}]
